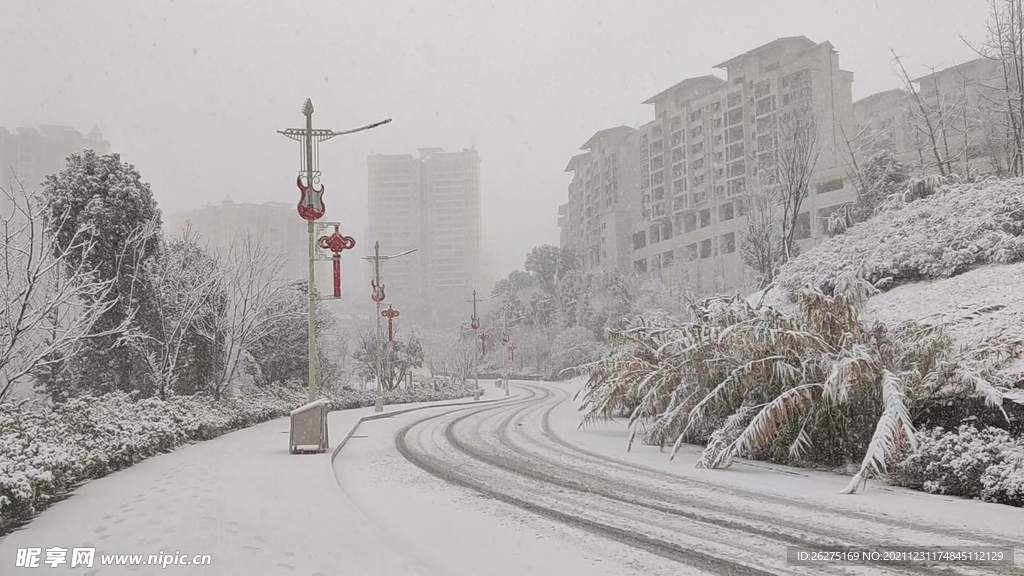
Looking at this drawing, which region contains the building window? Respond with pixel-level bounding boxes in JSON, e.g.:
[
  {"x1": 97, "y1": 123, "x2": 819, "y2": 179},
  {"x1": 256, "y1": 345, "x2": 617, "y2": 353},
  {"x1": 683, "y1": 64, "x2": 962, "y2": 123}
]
[
  {"x1": 662, "y1": 220, "x2": 673, "y2": 240},
  {"x1": 691, "y1": 142, "x2": 704, "y2": 155},
  {"x1": 700, "y1": 239, "x2": 713, "y2": 258},
  {"x1": 649, "y1": 225, "x2": 661, "y2": 243},
  {"x1": 632, "y1": 231, "x2": 646, "y2": 250},
  {"x1": 727, "y1": 108, "x2": 744, "y2": 127},
  {"x1": 671, "y1": 115, "x2": 682, "y2": 131},
  {"x1": 727, "y1": 178, "x2": 746, "y2": 196},
  {"x1": 674, "y1": 178, "x2": 686, "y2": 194},
  {"x1": 685, "y1": 243, "x2": 698, "y2": 261},
  {"x1": 684, "y1": 212, "x2": 697, "y2": 233},
  {"x1": 735, "y1": 198, "x2": 746, "y2": 216},
  {"x1": 815, "y1": 178, "x2": 844, "y2": 194},
  {"x1": 719, "y1": 202, "x2": 735, "y2": 221},
  {"x1": 727, "y1": 91, "x2": 743, "y2": 108},
  {"x1": 653, "y1": 186, "x2": 665, "y2": 200},
  {"x1": 755, "y1": 79, "x2": 771, "y2": 99},
  {"x1": 720, "y1": 232, "x2": 736, "y2": 254},
  {"x1": 674, "y1": 194, "x2": 688, "y2": 212},
  {"x1": 691, "y1": 157, "x2": 704, "y2": 170},
  {"x1": 699, "y1": 208, "x2": 711, "y2": 228},
  {"x1": 691, "y1": 126, "x2": 703, "y2": 139},
  {"x1": 795, "y1": 212, "x2": 812, "y2": 239},
  {"x1": 662, "y1": 250, "x2": 675, "y2": 267},
  {"x1": 634, "y1": 258, "x2": 648, "y2": 274}
]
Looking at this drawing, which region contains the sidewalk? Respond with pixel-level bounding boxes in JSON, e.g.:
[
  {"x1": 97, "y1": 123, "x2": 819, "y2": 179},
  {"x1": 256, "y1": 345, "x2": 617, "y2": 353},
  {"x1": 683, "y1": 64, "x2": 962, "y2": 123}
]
[{"x1": 0, "y1": 390, "x2": 499, "y2": 575}]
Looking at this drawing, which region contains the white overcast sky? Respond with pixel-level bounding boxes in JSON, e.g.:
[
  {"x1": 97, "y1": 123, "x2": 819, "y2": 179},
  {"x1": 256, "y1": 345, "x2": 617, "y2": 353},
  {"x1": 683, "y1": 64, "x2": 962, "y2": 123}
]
[{"x1": 0, "y1": 0, "x2": 989, "y2": 277}]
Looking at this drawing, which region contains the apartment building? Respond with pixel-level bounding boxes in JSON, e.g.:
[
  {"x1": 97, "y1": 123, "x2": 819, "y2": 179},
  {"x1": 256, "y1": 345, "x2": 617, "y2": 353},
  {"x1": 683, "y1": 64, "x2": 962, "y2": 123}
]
[
  {"x1": 367, "y1": 148, "x2": 482, "y2": 326},
  {"x1": 0, "y1": 125, "x2": 110, "y2": 215},
  {"x1": 851, "y1": 88, "x2": 916, "y2": 164},
  {"x1": 166, "y1": 197, "x2": 309, "y2": 281},
  {"x1": 630, "y1": 36, "x2": 858, "y2": 296},
  {"x1": 851, "y1": 58, "x2": 1008, "y2": 177},
  {"x1": 558, "y1": 126, "x2": 641, "y2": 274}
]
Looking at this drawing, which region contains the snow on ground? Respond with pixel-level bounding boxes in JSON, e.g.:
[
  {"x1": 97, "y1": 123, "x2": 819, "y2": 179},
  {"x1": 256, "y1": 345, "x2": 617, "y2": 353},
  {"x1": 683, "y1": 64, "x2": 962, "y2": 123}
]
[
  {"x1": 333, "y1": 402, "x2": 690, "y2": 576},
  {"x1": 865, "y1": 261, "x2": 1024, "y2": 347},
  {"x1": 749, "y1": 262, "x2": 1024, "y2": 356},
  {"x1": 0, "y1": 393, "x2": 499, "y2": 575},
  {"x1": 548, "y1": 379, "x2": 1024, "y2": 543}
]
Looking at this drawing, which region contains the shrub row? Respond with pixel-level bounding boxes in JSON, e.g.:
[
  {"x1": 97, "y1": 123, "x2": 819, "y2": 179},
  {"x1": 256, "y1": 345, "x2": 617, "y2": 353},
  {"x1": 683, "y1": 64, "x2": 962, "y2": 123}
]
[
  {"x1": 889, "y1": 424, "x2": 1024, "y2": 507},
  {"x1": 0, "y1": 381, "x2": 477, "y2": 535}
]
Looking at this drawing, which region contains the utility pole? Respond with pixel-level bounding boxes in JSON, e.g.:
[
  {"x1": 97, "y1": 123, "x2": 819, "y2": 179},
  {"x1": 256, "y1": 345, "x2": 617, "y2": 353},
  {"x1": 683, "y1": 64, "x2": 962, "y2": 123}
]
[
  {"x1": 278, "y1": 99, "x2": 390, "y2": 402},
  {"x1": 363, "y1": 240, "x2": 416, "y2": 412},
  {"x1": 501, "y1": 307, "x2": 510, "y2": 396},
  {"x1": 466, "y1": 289, "x2": 495, "y2": 401}
]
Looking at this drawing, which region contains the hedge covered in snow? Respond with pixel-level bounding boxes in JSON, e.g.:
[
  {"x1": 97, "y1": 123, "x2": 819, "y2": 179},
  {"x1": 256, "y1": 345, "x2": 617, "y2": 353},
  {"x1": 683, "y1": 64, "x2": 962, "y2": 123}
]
[
  {"x1": 890, "y1": 425, "x2": 1024, "y2": 507},
  {"x1": 777, "y1": 176, "x2": 1024, "y2": 296},
  {"x1": 0, "y1": 381, "x2": 477, "y2": 535}
]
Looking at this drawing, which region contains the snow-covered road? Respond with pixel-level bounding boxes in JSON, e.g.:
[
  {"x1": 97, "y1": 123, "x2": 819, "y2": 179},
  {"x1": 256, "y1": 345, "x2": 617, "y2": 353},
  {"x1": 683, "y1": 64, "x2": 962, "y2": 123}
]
[{"x1": 338, "y1": 380, "x2": 1023, "y2": 576}]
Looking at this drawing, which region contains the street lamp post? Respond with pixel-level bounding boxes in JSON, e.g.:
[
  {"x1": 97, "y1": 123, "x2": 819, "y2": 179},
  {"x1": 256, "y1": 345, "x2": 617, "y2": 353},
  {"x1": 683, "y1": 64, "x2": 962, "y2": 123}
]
[
  {"x1": 278, "y1": 99, "x2": 390, "y2": 402},
  {"x1": 466, "y1": 290, "x2": 495, "y2": 401},
  {"x1": 363, "y1": 241, "x2": 417, "y2": 412},
  {"x1": 501, "y1": 309, "x2": 510, "y2": 396}
]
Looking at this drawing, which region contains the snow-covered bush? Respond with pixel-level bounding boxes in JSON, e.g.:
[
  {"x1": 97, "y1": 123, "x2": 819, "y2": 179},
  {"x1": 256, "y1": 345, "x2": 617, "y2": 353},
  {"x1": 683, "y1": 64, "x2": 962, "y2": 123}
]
[
  {"x1": 550, "y1": 326, "x2": 609, "y2": 378},
  {"x1": 0, "y1": 381, "x2": 475, "y2": 534},
  {"x1": 777, "y1": 177, "x2": 1024, "y2": 296},
  {"x1": 981, "y1": 444, "x2": 1024, "y2": 506},
  {"x1": 890, "y1": 425, "x2": 1024, "y2": 507},
  {"x1": 890, "y1": 425, "x2": 1014, "y2": 497}
]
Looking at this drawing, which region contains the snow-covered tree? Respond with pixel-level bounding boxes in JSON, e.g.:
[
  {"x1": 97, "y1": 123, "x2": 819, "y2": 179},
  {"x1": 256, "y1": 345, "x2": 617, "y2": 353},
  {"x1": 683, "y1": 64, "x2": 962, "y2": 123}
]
[
  {"x1": 1, "y1": 183, "x2": 132, "y2": 402},
  {"x1": 203, "y1": 234, "x2": 295, "y2": 399},
  {"x1": 129, "y1": 229, "x2": 224, "y2": 400},
  {"x1": 246, "y1": 280, "x2": 331, "y2": 389},
  {"x1": 523, "y1": 244, "x2": 579, "y2": 293},
  {"x1": 353, "y1": 327, "x2": 424, "y2": 391},
  {"x1": 42, "y1": 150, "x2": 163, "y2": 394}
]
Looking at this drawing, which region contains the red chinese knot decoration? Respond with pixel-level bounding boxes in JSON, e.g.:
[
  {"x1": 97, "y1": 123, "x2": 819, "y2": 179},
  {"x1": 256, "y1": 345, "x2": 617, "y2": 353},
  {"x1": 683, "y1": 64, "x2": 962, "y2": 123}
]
[
  {"x1": 508, "y1": 342, "x2": 516, "y2": 363},
  {"x1": 296, "y1": 174, "x2": 326, "y2": 221},
  {"x1": 316, "y1": 225, "x2": 355, "y2": 298},
  {"x1": 382, "y1": 305, "x2": 400, "y2": 342}
]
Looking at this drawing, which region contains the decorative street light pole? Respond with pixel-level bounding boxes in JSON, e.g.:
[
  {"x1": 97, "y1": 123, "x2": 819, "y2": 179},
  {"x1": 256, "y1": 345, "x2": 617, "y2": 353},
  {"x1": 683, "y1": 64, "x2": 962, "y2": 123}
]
[
  {"x1": 501, "y1": 311, "x2": 510, "y2": 397},
  {"x1": 466, "y1": 289, "x2": 495, "y2": 401},
  {"x1": 278, "y1": 99, "x2": 390, "y2": 402},
  {"x1": 363, "y1": 241, "x2": 417, "y2": 412}
]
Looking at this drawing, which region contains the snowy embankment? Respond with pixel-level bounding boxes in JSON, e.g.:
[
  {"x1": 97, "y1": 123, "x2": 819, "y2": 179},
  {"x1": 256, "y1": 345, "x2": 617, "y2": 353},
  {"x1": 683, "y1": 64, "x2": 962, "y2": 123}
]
[{"x1": 580, "y1": 176, "x2": 1024, "y2": 507}]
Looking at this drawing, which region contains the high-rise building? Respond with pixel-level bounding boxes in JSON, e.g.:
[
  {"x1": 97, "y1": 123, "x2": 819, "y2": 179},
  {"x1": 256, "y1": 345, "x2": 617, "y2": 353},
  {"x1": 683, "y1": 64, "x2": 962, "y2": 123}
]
[
  {"x1": 558, "y1": 126, "x2": 641, "y2": 274},
  {"x1": 166, "y1": 197, "x2": 308, "y2": 281},
  {"x1": 628, "y1": 36, "x2": 857, "y2": 296},
  {"x1": 0, "y1": 125, "x2": 110, "y2": 214},
  {"x1": 367, "y1": 148, "x2": 482, "y2": 326}
]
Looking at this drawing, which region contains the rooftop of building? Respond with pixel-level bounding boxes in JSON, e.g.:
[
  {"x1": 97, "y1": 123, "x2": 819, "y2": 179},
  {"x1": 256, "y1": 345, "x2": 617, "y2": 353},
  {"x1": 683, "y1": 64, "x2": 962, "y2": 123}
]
[
  {"x1": 580, "y1": 125, "x2": 635, "y2": 150},
  {"x1": 642, "y1": 75, "x2": 726, "y2": 105},
  {"x1": 564, "y1": 153, "x2": 590, "y2": 172},
  {"x1": 852, "y1": 88, "x2": 907, "y2": 108},
  {"x1": 712, "y1": 35, "x2": 818, "y2": 69},
  {"x1": 911, "y1": 57, "x2": 999, "y2": 83}
]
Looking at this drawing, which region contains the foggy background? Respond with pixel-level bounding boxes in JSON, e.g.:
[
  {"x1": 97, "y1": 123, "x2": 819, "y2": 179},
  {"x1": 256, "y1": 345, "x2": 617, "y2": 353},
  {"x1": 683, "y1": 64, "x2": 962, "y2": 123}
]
[{"x1": 0, "y1": 0, "x2": 988, "y2": 277}]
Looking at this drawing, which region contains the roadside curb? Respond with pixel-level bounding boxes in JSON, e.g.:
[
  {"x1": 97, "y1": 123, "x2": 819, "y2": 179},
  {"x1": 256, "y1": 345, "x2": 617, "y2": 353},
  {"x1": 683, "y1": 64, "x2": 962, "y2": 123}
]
[{"x1": 330, "y1": 392, "x2": 521, "y2": 463}]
